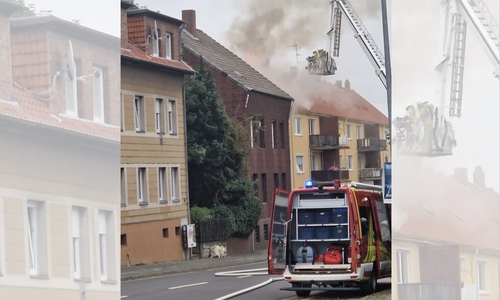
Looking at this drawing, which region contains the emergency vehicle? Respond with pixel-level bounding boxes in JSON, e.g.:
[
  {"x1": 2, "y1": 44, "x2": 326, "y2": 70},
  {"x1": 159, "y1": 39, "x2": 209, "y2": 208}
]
[{"x1": 267, "y1": 180, "x2": 391, "y2": 297}]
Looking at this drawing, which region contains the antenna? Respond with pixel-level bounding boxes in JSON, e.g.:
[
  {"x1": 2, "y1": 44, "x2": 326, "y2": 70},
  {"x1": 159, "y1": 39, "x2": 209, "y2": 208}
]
[{"x1": 287, "y1": 43, "x2": 300, "y2": 66}]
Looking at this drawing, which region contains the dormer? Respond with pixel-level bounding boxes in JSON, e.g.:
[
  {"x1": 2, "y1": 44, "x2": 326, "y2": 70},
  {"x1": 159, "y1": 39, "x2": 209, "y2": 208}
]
[{"x1": 126, "y1": 9, "x2": 185, "y2": 60}]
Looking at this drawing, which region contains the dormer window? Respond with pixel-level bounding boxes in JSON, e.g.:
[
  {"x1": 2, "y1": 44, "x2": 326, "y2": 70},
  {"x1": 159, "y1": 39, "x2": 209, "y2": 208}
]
[
  {"x1": 152, "y1": 20, "x2": 159, "y2": 57},
  {"x1": 165, "y1": 33, "x2": 172, "y2": 59}
]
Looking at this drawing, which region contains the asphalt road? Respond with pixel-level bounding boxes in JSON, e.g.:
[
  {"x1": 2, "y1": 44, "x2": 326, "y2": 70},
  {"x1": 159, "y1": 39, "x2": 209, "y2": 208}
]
[{"x1": 121, "y1": 262, "x2": 391, "y2": 300}]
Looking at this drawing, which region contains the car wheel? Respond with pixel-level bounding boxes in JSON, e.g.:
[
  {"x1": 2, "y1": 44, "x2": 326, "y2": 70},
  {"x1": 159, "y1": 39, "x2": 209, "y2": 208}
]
[{"x1": 361, "y1": 264, "x2": 377, "y2": 295}]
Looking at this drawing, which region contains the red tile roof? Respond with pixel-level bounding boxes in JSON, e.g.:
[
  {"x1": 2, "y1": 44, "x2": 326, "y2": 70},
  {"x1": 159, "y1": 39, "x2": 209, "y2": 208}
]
[
  {"x1": 0, "y1": 87, "x2": 120, "y2": 141},
  {"x1": 393, "y1": 166, "x2": 499, "y2": 252},
  {"x1": 296, "y1": 81, "x2": 388, "y2": 125},
  {"x1": 121, "y1": 43, "x2": 194, "y2": 73}
]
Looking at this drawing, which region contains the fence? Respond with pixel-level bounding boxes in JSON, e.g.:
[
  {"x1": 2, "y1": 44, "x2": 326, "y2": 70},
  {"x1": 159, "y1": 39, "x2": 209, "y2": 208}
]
[
  {"x1": 398, "y1": 283, "x2": 460, "y2": 300},
  {"x1": 197, "y1": 218, "x2": 230, "y2": 243}
]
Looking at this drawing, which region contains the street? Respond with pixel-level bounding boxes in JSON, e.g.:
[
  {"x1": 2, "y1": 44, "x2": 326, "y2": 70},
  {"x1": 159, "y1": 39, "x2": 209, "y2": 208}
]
[{"x1": 121, "y1": 262, "x2": 391, "y2": 300}]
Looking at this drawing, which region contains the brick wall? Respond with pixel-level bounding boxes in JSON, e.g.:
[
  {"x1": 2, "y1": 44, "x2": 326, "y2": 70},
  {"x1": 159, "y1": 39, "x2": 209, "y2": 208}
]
[{"x1": 0, "y1": 14, "x2": 11, "y2": 101}]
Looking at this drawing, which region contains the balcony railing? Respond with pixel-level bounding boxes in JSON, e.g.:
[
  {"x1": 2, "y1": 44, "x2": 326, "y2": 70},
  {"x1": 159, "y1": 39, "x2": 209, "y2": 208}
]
[
  {"x1": 311, "y1": 169, "x2": 350, "y2": 183},
  {"x1": 357, "y1": 138, "x2": 387, "y2": 151},
  {"x1": 310, "y1": 134, "x2": 349, "y2": 149},
  {"x1": 358, "y1": 168, "x2": 382, "y2": 180}
]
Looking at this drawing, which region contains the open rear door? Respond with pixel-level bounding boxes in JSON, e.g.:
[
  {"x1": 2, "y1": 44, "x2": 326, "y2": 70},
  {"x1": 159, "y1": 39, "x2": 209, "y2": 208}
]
[{"x1": 268, "y1": 188, "x2": 290, "y2": 275}]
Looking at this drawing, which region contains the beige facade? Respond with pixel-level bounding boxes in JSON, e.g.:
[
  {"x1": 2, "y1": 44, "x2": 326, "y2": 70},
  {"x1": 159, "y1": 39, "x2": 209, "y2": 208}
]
[{"x1": 120, "y1": 2, "x2": 194, "y2": 266}]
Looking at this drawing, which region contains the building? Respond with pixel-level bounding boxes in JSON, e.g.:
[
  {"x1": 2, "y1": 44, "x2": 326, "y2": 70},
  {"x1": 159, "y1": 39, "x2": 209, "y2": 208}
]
[
  {"x1": 120, "y1": 1, "x2": 195, "y2": 266},
  {"x1": 180, "y1": 10, "x2": 294, "y2": 254},
  {"x1": 393, "y1": 162, "x2": 500, "y2": 300},
  {"x1": 0, "y1": 1, "x2": 121, "y2": 299},
  {"x1": 290, "y1": 80, "x2": 390, "y2": 189}
]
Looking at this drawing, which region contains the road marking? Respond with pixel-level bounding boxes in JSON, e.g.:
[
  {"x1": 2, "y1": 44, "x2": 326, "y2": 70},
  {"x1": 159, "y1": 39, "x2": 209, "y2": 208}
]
[
  {"x1": 120, "y1": 296, "x2": 129, "y2": 299},
  {"x1": 168, "y1": 282, "x2": 208, "y2": 290},
  {"x1": 237, "y1": 275, "x2": 251, "y2": 279}
]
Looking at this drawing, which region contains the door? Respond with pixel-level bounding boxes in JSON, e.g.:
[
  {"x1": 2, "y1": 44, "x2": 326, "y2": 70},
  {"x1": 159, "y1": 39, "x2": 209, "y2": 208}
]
[
  {"x1": 373, "y1": 200, "x2": 391, "y2": 277},
  {"x1": 268, "y1": 188, "x2": 290, "y2": 275}
]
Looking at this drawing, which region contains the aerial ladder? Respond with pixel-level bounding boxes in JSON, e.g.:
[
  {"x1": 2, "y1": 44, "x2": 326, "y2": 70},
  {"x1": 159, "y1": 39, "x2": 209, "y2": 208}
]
[
  {"x1": 306, "y1": 0, "x2": 387, "y2": 90},
  {"x1": 394, "y1": 0, "x2": 499, "y2": 157}
]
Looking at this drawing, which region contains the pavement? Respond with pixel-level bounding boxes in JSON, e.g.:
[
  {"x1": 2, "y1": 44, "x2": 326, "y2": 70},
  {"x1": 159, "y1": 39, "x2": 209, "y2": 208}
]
[{"x1": 121, "y1": 250, "x2": 268, "y2": 282}]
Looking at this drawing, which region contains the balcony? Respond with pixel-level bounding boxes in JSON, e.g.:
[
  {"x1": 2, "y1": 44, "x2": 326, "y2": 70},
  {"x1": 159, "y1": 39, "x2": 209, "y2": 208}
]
[
  {"x1": 311, "y1": 169, "x2": 350, "y2": 184},
  {"x1": 357, "y1": 138, "x2": 387, "y2": 152},
  {"x1": 358, "y1": 168, "x2": 382, "y2": 180},
  {"x1": 310, "y1": 134, "x2": 349, "y2": 150}
]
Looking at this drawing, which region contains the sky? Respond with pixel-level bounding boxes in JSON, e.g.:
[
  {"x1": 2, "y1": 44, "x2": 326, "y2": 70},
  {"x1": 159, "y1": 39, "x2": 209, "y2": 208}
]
[{"x1": 23, "y1": 0, "x2": 498, "y2": 192}]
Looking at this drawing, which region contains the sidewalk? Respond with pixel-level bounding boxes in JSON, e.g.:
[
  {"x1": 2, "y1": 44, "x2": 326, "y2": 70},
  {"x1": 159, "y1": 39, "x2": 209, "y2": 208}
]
[{"x1": 121, "y1": 250, "x2": 268, "y2": 282}]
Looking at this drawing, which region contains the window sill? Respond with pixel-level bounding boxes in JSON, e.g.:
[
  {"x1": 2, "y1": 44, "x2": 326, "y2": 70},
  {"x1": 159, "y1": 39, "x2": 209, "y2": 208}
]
[
  {"x1": 159, "y1": 200, "x2": 168, "y2": 204},
  {"x1": 172, "y1": 199, "x2": 181, "y2": 203},
  {"x1": 135, "y1": 130, "x2": 145, "y2": 133},
  {"x1": 30, "y1": 274, "x2": 49, "y2": 280},
  {"x1": 74, "y1": 277, "x2": 92, "y2": 283},
  {"x1": 139, "y1": 202, "x2": 149, "y2": 206},
  {"x1": 101, "y1": 279, "x2": 117, "y2": 285},
  {"x1": 121, "y1": 203, "x2": 127, "y2": 207}
]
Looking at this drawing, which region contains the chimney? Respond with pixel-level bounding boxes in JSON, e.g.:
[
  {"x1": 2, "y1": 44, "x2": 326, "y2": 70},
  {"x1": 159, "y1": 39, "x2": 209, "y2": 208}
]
[
  {"x1": 453, "y1": 168, "x2": 468, "y2": 185},
  {"x1": 473, "y1": 165, "x2": 485, "y2": 188},
  {"x1": 182, "y1": 10, "x2": 196, "y2": 37},
  {"x1": 345, "y1": 79, "x2": 350, "y2": 90},
  {"x1": 120, "y1": 1, "x2": 134, "y2": 49},
  {"x1": 335, "y1": 80, "x2": 342, "y2": 88}
]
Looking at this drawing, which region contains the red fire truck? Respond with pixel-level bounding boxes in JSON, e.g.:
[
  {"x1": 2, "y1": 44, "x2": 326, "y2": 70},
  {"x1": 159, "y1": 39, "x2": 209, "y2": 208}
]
[{"x1": 268, "y1": 180, "x2": 391, "y2": 297}]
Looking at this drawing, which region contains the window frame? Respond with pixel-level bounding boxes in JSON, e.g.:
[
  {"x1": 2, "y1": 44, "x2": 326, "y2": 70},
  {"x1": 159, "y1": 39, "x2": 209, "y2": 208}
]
[
  {"x1": 347, "y1": 155, "x2": 353, "y2": 171},
  {"x1": 271, "y1": 120, "x2": 276, "y2": 149},
  {"x1": 356, "y1": 125, "x2": 361, "y2": 139},
  {"x1": 296, "y1": 155, "x2": 304, "y2": 174},
  {"x1": 308, "y1": 119, "x2": 315, "y2": 135},
  {"x1": 138, "y1": 167, "x2": 148, "y2": 205},
  {"x1": 294, "y1": 117, "x2": 302, "y2": 135},
  {"x1": 396, "y1": 249, "x2": 411, "y2": 284},
  {"x1": 165, "y1": 32, "x2": 172, "y2": 59},
  {"x1": 121, "y1": 167, "x2": 127, "y2": 207},
  {"x1": 168, "y1": 100, "x2": 177, "y2": 135},
  {"x1": 158, "y1": 167, "x2": 167, "y2": 203},
  {"x1": 92, "y1": 65, "x2": 105, "y2": 123},
  {"x1": 477, "y1": 260, "x2": 488, "y2": 293},
  {"x1": 155, "y1": 98, "x2": 165, "y2": 134},
  {"x1": 134, "y1": 96, "x2": 145, "y2": 133},
  {"x1": 170, "y1": 167, "x2": 180, "y2": 202},
  {"x1": 346, "y1": 123, "x2": 352, "y2": 140}
]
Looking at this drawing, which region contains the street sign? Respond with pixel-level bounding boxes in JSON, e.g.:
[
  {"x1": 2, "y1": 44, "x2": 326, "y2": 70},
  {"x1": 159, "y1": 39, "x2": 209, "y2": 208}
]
[{"x1": 382, "y1": 162, "x2": 391, "y2": 203}]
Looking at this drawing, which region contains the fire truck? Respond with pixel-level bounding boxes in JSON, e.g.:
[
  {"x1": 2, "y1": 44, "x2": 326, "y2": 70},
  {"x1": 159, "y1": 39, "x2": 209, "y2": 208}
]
[{"x1": 267, "y1": 180, "x2": 391, "y2": 297}]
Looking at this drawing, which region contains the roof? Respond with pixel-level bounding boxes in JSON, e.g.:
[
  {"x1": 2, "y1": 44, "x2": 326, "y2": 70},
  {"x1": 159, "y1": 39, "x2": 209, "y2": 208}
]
[
  {"x1": 0, "y1": 87, "x2": 120, "y2": 141},
  {"x1": 121, "y1": 43, "x2": 194, "y2": 74},
  {"x1": 296, "y1": 81, "x2": 388, "y2": 125},
  {"x1": 182, "y1": 29, "x2": 293, "y2": 101},
  {"x1": 127, "y1": 8, "x2": 185, "y2": 27},
  {"x1": 393, "y1": 167, "x2": 499, "y2": 252}
]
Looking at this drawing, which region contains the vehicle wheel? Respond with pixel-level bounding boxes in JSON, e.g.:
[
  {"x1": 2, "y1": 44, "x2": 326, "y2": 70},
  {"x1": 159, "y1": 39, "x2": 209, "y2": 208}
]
[
  {"x1": 361, "y1": 264, "x2": 377, "y2": 295},
  {"x1": 293, "y1": 283, "x2": 311, "y2": 298}
]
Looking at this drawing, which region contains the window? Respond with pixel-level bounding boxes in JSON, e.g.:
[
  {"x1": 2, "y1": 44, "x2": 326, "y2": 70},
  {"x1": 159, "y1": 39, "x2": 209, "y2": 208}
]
[
  {"x1": 250, "y1": 117, "x2": 255, "y2": 148},
  {"x1": 460, "y1": 257, "x2": 466, "y2": 271},
  {"x1": 72, "y1": 207, "x2": 89, "y2": 280},
  {"x1": 168, "y1": 100, "x2": 177, "y2": 135},
  {"x1": 162, "y1": 228, "x2": 169, "y2": 238},
  {"x1": 175, "y1": 226, "x2": 181, "y2": 236},
  {"x1": 27, "y1": 201, "x2": 47, "y2": 277},
  {"x1": 155, "y1": 99, "x2": 165, "y2": 134},
  {"x1": 138, "y1": 167, "x2": 148, "y2": 205},
  {"x1": 261, "y1": 174, "x2": 267, "y2": 203},
  {"x1": 65, "y1": 47, "x2": 77, "y2": 117},
  {"x1": 158, "y1": 167, "x2": 167, "y2": 203},
  {"x1": 396, "y1": 250, "x2": 410, "y2": 283},
  {"x1": 252, "y1": 173, "x2": 258, "y2": 195},
  {"x1": 121, "y1": 168, "x2": 126, "y2": 207},
  {"x1": 346, "y1": 124, "x2": 352, "y2": 139},
  {"x1": 271, "y1": 120, "x2": 276, "y2": 149},
  {"x1": 165, "y1": 33, "x2": 172, "y2": 59},
  {"x1": 296, "y1": 155, "x2": 304, "y2": 173},
  {"x1": 134, "y1": 96, "x2": 145, "y2": 132},
  {"x1": 279, "y1": 121, "x2": 285, "y2": 149},
  {"x1": 358, "y1": 156, "x2": 362, "y2": 171},
  {"x1": 259, "y1": 118, "x2": 265, "y2": 148},
  {"x1": 152, "y1": 21, "x2": 159, "y2": 56},
  {"x1": 348, "y1": 155, "x2": 353, "y2": 171},
  {"x1": 274, "y1": 173, "x2": 279, "y2": 190},
  {"x1": 356, "y1": 125, "x2": 361, "y2": 139},
  {"x1": 120, "y1": 93, "x2": 124, "y2": 131},
  {"x1": 294, "y1": 117, "x2": 302, "y2": 135},
  {"x1": 99, "y1": 210, "x2": 115, "y2": 282},
  {"x1": 171, "y1": 167, "x2": 180, "y2": 202},
  {"x1": 255, "y1": 226, "x2": 260, "y2": 243},
  {"x1": 263, "y1": 224, "x2": 269, "y2": 240},
  {"x1": 338, "y1": 122, "x2": 343, "y2": 130},
  {"x1": 121, "y1": 234, "x2": 127, "y2": 246},
  {"x1": 310, "y1": 154, "x2": 316, "y2": 171},
  {"x1": 375, "y1": 201, "x2": 391, "y2": 242},
  {"x1": 339, "y1": 155, "x2": 344, "y2": 169},
  {"x1": 92, "y1": 66, "x2": 104, "y2": 122},
  {"x1": 477, "y1": 261, "x2": 487, "y2": 293},
  {"x1": 308, "y1": 119, "x2": 315, "y2": 135},
  {"x1": 281, "y1": 173, "x2": 286, "y2": 190}
]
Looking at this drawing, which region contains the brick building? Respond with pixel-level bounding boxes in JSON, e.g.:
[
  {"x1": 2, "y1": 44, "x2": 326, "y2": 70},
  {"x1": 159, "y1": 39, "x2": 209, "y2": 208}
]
[{"x1": 181, "y1": 10, "x2": 294, "y2": 254}]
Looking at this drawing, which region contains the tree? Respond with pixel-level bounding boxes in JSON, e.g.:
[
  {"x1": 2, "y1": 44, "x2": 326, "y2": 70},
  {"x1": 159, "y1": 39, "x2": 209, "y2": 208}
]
[{"x1": 186, "y1": 59, "x2": 260, "y2": 238}]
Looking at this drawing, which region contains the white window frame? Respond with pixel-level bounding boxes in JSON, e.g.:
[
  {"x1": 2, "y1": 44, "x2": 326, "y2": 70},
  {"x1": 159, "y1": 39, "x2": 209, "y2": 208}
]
[
  {"x1": 159, "y1": 167, "x2": 167, "y2": 203},
  {"x1": 27, "y1": 203, "x2": 38, "y2": 276},
  {"x1": 295, "y1": 155, "x2": 304, "y2": 174},
  {"x1": 308, "y1": 119, "x2": 315, "y2": 135},
  {"x1": 170, "y1": 167, "x2": 180, "y2": 202},
  {"x1": 92, "y1": 65, "x2": 104, "y2": 123},
  {"x1": 155, "y1": 98, "x2": 165, "y2": 134},
  {"x1": 396, "y1": 249, "x2": 411, "y2": 284},
  {"x1": 358, "y1": 155, "x2": 362, "y2": 170},
  {"x1": 356, "y1": 125, "x2": 361, "y2": 139},
  {"x1": 168, "y1": 100, "x2": 177, "y2": 135},
  {"x1": 348, "y1": 155, "x2": 353, "y2": 171},
  {"x1": 135, "y1": 96, "x2": 145, "y2": 132},
  {"x1": 310, "y1": 154, "x2": 316, "y2": 171},
  {"x1": 72, "y1": 207, "x2": 81, "y2": 279},
  {"x1": 271, "y1": 120, "x2": 276, "y2": 149},
  {"x1": 250, "y1": 117, "x2": 255, "y2": 148},
  {"x1": 138, "y1": 167, "x2": 148, "y2": 204},
  {"x1": 98, "y1": 210, "x2": 115, "y2": 282},
  {"x1": 165, "y1": 33, "x2": 172, "y2": 59},
  {"x1": 294, "y1": 117, "x2": 302, "y2": 135},
  {"x1": 121, "y1": 167, "x2": 126, "y2": 207},
  {"x1": 120, "y1": 93, "x2": 124, "y2": 131},
  {"x1": 65, "y1": 68, "x2": 78, "y2": 117},
  {"x1": 477, "y1": 260, "x2": 488, "y2": 293},
  {"x1": 152, "y1": 21, "x2": 159, "y2": 57},
  {"x1": 346, "y1": 123, "x2": 352, "y2": 139}
]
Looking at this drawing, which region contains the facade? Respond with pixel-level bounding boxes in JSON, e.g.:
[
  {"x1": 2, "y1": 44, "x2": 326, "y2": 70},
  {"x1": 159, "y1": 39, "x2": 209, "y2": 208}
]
[
  {"x1": 120, "y1": 2, "x2": 195, "y2": 266},
  {"x1": 290, "y1": 80, "x2": 390, "y2": 189},
  {"x1": 393, "y1": 163, "x2": 499, "y2": 299},
  {"x1": 0, "y1": 1, "x2": 121, "y2": 299},
  {"x1": 180, "y1": 10, "x2": 294, "y2": 254}
]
